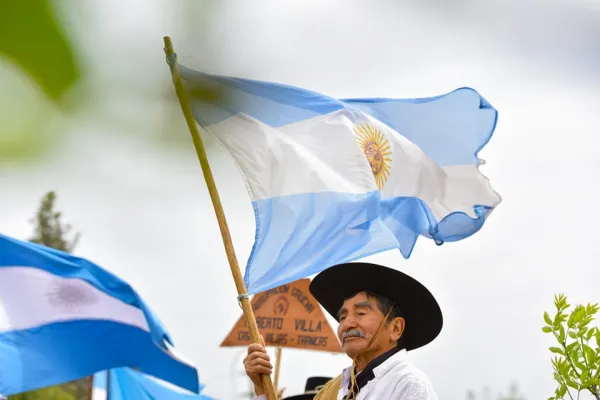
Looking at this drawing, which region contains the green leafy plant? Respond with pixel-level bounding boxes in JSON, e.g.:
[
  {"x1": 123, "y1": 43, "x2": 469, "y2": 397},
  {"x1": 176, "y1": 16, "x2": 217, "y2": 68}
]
[{"x1": 543, "y1": 294, "x2": 600, "y2": 400}]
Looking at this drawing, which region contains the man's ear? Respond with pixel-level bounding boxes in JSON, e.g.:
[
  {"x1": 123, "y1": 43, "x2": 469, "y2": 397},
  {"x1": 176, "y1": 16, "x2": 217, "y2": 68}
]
[{"x1": 389, "y1": 317, "x2": 406, "y2": 342}]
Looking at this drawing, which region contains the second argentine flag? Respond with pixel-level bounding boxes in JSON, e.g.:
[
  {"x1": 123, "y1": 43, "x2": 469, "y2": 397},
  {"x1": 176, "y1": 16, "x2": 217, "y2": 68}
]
[{"x1": 178, "y1": 66, "x2": 501, "y2": 294}]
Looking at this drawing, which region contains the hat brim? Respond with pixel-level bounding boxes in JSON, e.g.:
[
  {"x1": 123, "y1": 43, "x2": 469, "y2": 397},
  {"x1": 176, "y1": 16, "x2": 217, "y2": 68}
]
[
  {"x1": 308, "y1": 262, "x2": 442, "y2": 351},
  {"x1": 283, "y1": 394, "x2": 317, "y2": 400}
]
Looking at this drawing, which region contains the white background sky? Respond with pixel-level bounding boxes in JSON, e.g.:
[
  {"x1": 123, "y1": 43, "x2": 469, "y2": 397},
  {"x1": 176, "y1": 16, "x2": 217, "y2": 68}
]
[{"x1": 1, "y1": 1, "x2": 600, "y2": 399}]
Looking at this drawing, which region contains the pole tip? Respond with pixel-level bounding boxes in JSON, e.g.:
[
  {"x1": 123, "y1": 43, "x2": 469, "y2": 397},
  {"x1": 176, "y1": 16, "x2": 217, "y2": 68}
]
[{"x1": 163, "y1": 36, "x2": 174, "y2": 56}]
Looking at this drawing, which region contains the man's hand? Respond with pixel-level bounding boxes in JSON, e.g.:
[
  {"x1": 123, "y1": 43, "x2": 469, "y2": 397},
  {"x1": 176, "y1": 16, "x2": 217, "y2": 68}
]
[{"x1": 243, "y1": 341, "x2": 273, "y2": 396}]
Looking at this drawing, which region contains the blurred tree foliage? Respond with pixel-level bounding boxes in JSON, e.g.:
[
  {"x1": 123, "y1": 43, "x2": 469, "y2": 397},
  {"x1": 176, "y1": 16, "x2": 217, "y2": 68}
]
[
  {"x1": 9, "y1": 385, "x2": 76, "y2": 400},
  {"x1": 28, "y1": 191, "x2": 80, "y2": 252},
  {"x1": 0, "y1": 0, "x2": 80, "y2": 162},
  {"x1": 8, "y1": 191, "x2": 86, "y2": 399},
  {"x1": 0, "y1": 0, "x2": 223, "y2": 163},
  {"x1": 0, "y1": 0, "x2": 80, "y2": 101}
]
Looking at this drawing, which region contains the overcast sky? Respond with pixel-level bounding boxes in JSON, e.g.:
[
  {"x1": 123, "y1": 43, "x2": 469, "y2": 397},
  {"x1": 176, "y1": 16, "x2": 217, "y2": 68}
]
[{"x1": 2, "y1": 1, "x2": 600, "y2": 399}]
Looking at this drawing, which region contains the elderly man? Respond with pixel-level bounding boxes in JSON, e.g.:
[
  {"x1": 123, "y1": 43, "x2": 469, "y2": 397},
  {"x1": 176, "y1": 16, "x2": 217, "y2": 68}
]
[{"x1": 244, "y1": 262, "x2": 442, "y2": 399}]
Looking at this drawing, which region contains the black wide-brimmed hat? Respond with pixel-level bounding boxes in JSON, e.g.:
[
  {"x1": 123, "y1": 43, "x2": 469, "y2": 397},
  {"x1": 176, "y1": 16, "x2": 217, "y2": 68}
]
[
  {"x1": 283, "y1": 376, "x2": 333, "y2": 400},
  {"x1": 309, "y1": 262, "x2": 442, "y2": 351}
]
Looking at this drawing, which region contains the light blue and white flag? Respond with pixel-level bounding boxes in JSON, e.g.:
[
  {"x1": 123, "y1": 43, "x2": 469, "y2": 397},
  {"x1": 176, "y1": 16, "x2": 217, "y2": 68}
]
[
  {"x1": 179, "y1": 66, "x2": 501, "y2": 294},
  {"x1": 93, "y1": 368, "x2": 214, "y2": 400},
  {"x1": 0, "y1": 234, "x2": 200, "y2": 395}
]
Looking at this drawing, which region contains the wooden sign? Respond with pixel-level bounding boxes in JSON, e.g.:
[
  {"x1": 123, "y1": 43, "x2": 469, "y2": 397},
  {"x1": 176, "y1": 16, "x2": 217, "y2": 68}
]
[{"x1": 220, "y1": 278, "x2": 343, "y2": 353}]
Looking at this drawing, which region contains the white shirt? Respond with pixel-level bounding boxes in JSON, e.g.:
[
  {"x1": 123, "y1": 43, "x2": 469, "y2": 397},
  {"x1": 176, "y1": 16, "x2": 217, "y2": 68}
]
[{"x1": 254, "y1": 349, "x2": 438, "y2": 400}]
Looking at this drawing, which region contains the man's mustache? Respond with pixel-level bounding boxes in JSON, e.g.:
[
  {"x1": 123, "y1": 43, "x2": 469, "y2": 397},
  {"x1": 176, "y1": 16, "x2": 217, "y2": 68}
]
[{"x1": 342, "y1": 329, "x2": 366, "y2": 342}]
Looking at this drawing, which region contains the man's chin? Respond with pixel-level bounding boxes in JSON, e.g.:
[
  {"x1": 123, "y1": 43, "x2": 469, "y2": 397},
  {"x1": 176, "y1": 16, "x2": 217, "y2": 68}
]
[{"x1": 343, "y1": 341, "x2": 367, "y2": 358}]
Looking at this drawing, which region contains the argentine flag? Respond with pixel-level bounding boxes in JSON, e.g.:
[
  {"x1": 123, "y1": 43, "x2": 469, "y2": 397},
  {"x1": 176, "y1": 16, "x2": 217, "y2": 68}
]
[
  {"x1": 178, "y1": 66, "x2": 501, "y2": 294},
  {"x1": 0, "y1": 234, "x2": 199, "y2": 395},
  {"x1": 93, "y1": 368, "x2": 214, "y2": 400}
]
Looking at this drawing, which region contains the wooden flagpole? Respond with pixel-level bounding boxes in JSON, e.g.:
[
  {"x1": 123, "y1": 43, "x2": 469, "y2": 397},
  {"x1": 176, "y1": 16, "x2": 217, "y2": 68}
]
[
  {"x1": 273, "y1": 347, "x2": 282, "y2": 393},
  {"x1": 162, "y1": 36, "x2": 276, "y2": 400},
  {"x1": 87, "y1": 375, "x2": 93, "y2": 400},
  {"x1": 106, "y1": 369, "x2": 111, "y2": 400}
]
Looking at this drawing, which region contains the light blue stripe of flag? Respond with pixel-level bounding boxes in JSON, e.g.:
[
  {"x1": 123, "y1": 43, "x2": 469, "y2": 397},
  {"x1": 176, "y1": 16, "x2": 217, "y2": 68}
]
[{"x1": 94, "y1": 369, "x2": 214, "y2": 400}]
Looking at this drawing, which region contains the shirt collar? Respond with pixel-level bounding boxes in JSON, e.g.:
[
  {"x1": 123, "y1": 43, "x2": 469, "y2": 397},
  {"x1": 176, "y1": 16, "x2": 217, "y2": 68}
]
[{"x1": 341, "y1": 348, "x2": 409, "y2": 390}]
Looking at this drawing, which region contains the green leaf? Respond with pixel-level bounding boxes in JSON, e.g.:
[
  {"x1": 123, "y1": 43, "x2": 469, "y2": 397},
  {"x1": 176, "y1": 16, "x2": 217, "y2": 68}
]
[
  {"x1": 586, "y1": 327, "x2": 595, "y2": 341},
  {"x1": 555, "y1": 294, "x2": 569, "y2": 312},
  {"x1": 559, "y1": 325, "x2": 566, "y2": 343},
  {"x1": 574, "y1": 357, "x2": 586, "y2": 372},
  {"x1": 554, "y1": 293, "x2": 562, "y2": 305},
  {"x1": 550, "y1": 347, "x2": 566, "y2": 355},
  {"x1": 584, "y1": 344, "x2": 595, "y2": 364},
  {"x1": 552, "y1": 356, "x2": 560, "y2": 367},
  {"x1": 568, "y1": 313, "x2": 576, "y2": 329},
  {"x1": 0, "y1": 0, "x2": 80, "y2": 101},
  {"x1": 543, "y1": 326, "x2": 554, "y2": 333},
  {"x1": 578, "y1": 327, "x2": 588, "y2": 337},
  {"x1": 545, "y1": 312, "x2": 554, "y2": 325},
  {"x1": 574, "y1": 306, "x2": 585, "y2": 323},
  {"x1": 565, "y1": 376, "x2": 579, "y2": 389},
  {"x1": 581, "y1": 317, "x2": 594, "y2": 328},
  {"x1": 567, "y1": 342, "x2": 579, "y2": 352},
  {"x1": 557, "y1": 315, "x2": 569, "y2": 326},
  {"x1": 569, "y1": 331, "x2": 578, "y2": 339},
  {"x1": 581, "y1": 377, "x2": 596, "y2": 390},
  {"x1": 558, "y1": 383, "x2": 567, "y2": 398},
  {"x1": 559, "y1": 358, "x2": 571, "y2": 374},
  {"x1": 554, "y1": 312, "x2": 563, "y2": 327}
]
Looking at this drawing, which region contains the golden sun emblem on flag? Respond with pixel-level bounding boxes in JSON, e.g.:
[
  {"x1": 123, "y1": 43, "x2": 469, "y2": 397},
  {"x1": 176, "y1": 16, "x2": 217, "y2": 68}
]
[{"x1": 353, "y1": 123, "x2": 392, "y2": 189}]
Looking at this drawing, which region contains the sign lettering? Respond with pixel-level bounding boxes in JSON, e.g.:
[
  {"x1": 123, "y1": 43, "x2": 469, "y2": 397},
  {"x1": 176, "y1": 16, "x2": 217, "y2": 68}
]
[
  {"x1": 220, "y1": 279, "x2": 342, "y2": 353},
  {"x1": 294, "y1": 319, "x2": 323, "y2": 332},
  {"x1": 252, "y1": 285, "x2": 290, "y2": 312},
  {"x1": 297, "y1": 335, "x2": 329, "y2": 347},
  {"x1": 256, "y1": 317, "x2": 284, "y2": 330},
  {"x1": 291, "y1": 287, "x2": 316, "y2": 314}
]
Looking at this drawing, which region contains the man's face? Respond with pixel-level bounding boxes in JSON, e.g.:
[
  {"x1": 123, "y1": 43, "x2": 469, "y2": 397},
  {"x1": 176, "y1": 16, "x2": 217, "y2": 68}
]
[{"x1": 336, "y1": 292, "x2": 403, "y2": 359}]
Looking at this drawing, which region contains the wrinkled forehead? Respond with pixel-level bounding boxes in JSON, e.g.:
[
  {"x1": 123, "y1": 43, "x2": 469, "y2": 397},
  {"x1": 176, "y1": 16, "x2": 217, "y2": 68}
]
[{"x1": 336, "y1": 291, "x2": 381, "y2": 317}]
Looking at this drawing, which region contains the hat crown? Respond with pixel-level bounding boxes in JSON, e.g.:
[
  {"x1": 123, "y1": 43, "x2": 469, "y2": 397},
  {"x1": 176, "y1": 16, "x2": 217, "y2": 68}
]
[{"x1": 305, "y1": 376, "x2": 332, "y2": 392}]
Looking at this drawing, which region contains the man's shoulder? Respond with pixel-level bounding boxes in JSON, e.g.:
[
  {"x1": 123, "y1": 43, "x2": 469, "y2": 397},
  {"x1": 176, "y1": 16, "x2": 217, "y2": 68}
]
[
  {"x1": 387, "y1": 359, "x2": 437, "y2": 397},
  {"x1": 394, "y1": 363, "x2": 433, "y2": 382}
]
